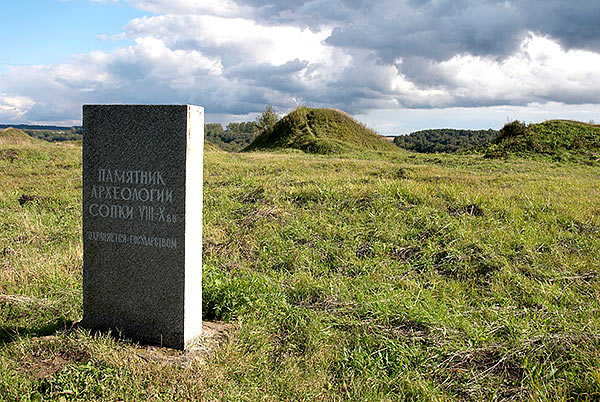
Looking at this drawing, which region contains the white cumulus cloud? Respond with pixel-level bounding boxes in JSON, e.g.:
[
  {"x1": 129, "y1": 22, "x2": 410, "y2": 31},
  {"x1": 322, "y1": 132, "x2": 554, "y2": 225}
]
[{"x1": 0, "y1": 94, "x2": 35, "y2": 121}]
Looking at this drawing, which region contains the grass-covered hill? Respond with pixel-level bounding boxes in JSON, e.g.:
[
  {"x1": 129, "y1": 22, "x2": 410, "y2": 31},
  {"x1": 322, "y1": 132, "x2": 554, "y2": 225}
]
[
  {"x1": 2, "y1": 133, "x2": 600, "y2": 400},
  {"x1": 0, "y1": 125, "x2": 84, "y2": 143},
  {"x1": 204, "y1": 140, "x2": 225, "y2": 152},
  {"x1": 395, "y1": 128, "x2": 499, "y2": 153},
  {"x1": 244, "y1": 107, "x2": 396, "y2": 154},
  {"x1": 484, "y1": 120, "x2": 600, "y2": 162},
  {"x1": 0, "y1": 128, "x2": 44, "y2": 145}
]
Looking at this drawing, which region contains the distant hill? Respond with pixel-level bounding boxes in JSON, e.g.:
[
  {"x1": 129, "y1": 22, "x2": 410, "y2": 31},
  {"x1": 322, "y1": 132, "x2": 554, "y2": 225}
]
[
  {"x1": 204, "y1": 141, "x2": 225, "y2": 152},
  {"x1": 483, "y1": 120, "x2": 600, "y2": 162},
  {"x1": 0, "y1": 124, "x2": 83, "y2": 142},
  {"x1": 394, "y1": 128, "x2": 499, "y2": 153},
  {"x1": 244, "y1": 107, "x2": 395, "y2": 154},
  {"x1": 0, "y1": 128, "x2": 44, "y2": 145}
]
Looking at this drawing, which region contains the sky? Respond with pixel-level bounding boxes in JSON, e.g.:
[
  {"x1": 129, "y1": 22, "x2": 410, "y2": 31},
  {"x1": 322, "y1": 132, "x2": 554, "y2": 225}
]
[{"x1": 1, "y1": 0, "x2": 600, "y2": 134}]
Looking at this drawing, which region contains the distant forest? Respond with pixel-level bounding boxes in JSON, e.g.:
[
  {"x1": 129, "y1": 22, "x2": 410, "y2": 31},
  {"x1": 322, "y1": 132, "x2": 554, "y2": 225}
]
[
  {"x1": 394, "y1": 128, "x2": 499, "y2": 153},
  {"x1": 205, "y1": 121, "x2": 257, "y2": 152},
  {"x1": 25, "y1": 128, "x2": 83, "y2": 142}
]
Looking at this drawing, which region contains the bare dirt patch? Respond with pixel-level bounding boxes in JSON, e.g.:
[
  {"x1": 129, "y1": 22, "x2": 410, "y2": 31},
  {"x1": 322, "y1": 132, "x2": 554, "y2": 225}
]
[
  {"x1": 0, "y1": 149, "x2": 19, "y2": 161},
  {"x1": 19, "y1": 349, "x2": 90, "y2": 380}
]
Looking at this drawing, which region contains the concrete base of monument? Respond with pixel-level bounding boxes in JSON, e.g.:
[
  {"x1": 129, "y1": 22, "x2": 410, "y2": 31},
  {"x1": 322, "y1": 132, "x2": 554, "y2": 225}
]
[
  {"x1": 75, "y1": 320, "x2": 231, "y2": 364},
  {"x1": 133, "y1": 321, "x2": 232, "y2": 367},
  {"x1": 33, "y1": 321, "x2": 231, "y2": 368}
]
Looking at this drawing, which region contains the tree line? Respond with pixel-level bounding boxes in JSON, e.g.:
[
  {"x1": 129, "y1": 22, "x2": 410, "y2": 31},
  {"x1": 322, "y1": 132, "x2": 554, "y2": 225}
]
[
  {"x1": 24, "y1": 127, "x2": 84, "y2": 142},
  {"x1": 206, "y1": 106, "x2": 279, "y2": 152},
  {"x1": 394, "y1": 128, "x2": 499, "y2": 153},
  {"x1": 205, "y1": 121, "x2": 257, "y2": 152}
]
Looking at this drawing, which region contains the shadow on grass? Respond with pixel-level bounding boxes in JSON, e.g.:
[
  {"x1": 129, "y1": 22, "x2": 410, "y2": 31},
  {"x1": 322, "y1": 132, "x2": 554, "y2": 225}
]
[{"x1": 0, "y1": 318, "x2": 76, "y2": 345}]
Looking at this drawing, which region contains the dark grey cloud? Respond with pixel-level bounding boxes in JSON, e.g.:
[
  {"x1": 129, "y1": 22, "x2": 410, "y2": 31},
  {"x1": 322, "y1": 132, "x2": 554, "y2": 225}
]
[
  {"x1": 324, "y1": 1, "x2": 523, "y2": 62},
  {"x1": 225, "y1": 59, "x2": 309, "y2": 94},
  {"x1": 234, "y1": 0, "x2": 600, "y2": 59},
  {"x1": 232, "y1": 0, "x2": 356, "y2": 29},
  {"x1": 524, "y1": 1, "x2": 600, "y2": 53},
  {"x1": 339, "y1": 0, "x2": 362, "y2": 10}
]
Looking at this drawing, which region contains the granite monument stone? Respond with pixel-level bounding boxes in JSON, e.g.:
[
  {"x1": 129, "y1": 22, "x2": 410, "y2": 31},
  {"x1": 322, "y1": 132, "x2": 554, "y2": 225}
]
[{"x1": 82, "y1": 105, "x2": 203, "y2": 349}]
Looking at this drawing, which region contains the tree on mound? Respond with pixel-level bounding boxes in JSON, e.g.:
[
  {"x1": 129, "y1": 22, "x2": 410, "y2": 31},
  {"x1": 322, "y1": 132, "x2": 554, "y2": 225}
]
[
  {"x1": 484, "y1": 120, "x2": 600, "y2": 162},
  {"x1": 254, "y1": 105, "x2": 279, "y2": 137},
  {"x1": 0, "y1": 128, "x2": 44, "y2": 145},
  {"x1": 243, "y1": 106, "x2": 395, "y2": 154}
]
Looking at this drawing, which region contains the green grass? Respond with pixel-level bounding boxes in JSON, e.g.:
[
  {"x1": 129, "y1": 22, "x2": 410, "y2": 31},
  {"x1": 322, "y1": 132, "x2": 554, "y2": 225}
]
[{"x1": 1, "y1": 141, "x2": 600, "y2": 401}]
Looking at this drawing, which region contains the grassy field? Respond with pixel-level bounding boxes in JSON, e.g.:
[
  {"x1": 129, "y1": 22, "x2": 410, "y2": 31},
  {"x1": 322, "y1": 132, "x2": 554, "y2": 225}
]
[{"x1": 1, "y1": 141, "x2": 599, "y2": 401}]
